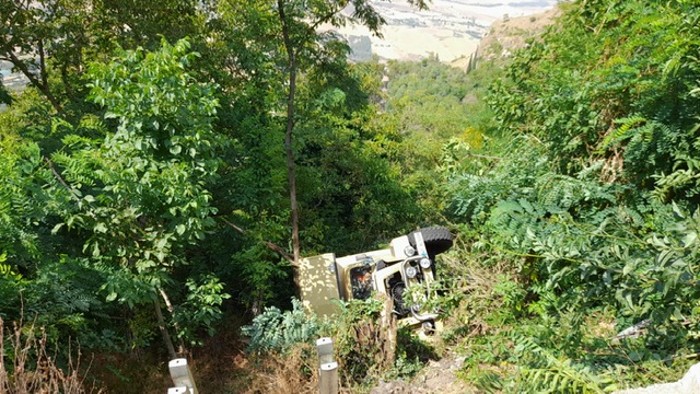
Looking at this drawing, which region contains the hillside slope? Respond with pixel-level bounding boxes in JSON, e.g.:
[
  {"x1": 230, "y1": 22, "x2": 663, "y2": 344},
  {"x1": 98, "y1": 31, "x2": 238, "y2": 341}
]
[{"x1": 451, "y1": 6, "x2": 560, "y2": 69}]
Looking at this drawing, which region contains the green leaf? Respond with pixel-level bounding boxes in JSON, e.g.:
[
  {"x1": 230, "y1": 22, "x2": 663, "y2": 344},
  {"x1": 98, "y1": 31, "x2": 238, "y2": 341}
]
[
  {"x1": 51, "y1": 223, "x2": 65, "y2": 234},
  {"x1": 622, "y1": 263, "x2": 635, "y2": 276},
  {"x1": 106, "y1": 292, "x2": 118, "y2": 302},
  {"x1": 682, "y1": 231, "x2": 697, "y2": 247},
  {"x1": 672, "y1": 201, "x2": 685, "y2": 219},
  {"x1": 92, "y1": 242, "x2": 101, "y2": 257},
  {"x1": 169, "y1": 145, "x2": 182, "y2": 155},
  {"x1": 155, "y1": 236, "x2": 168, "y2": 250}
]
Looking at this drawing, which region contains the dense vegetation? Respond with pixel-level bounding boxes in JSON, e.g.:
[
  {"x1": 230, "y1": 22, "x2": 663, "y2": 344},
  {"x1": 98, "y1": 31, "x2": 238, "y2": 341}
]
[
  {"x1": 1, "y1": 0, "x2": 700, "y2": 392},
  {"x1": 446, "y1": 0, "x2": 700, "y2": 391}
]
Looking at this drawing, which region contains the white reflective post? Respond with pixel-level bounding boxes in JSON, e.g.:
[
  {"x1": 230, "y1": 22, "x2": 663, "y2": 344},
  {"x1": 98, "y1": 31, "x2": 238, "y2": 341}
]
[
  {"x1": 319, "y1": 361, "x2": 339, "y2": 394},
  {"x1": 168, "y1": 358, "x2": 198, "y2": 394},
  {"x1": 316, "y1": 337, "x2": 338, "y2": 394}
]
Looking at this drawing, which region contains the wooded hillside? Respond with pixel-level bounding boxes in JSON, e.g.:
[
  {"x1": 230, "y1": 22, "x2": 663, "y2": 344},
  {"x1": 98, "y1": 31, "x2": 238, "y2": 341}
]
[{"x1": 1, "y1": 0, "x2": 699, "y2": 392}]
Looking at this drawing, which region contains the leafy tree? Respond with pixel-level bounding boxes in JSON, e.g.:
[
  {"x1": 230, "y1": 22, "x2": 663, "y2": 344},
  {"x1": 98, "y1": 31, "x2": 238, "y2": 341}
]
[
  {"x1": 273, "y1": 0, "x2": 428, "y2": 263},
  {"x1": 0, "y1": 0, "x2": 85, "y2": 111},
  {"x1": 209, "y1": 0, "x2": 428, "y2": 265},
  {"x1": 49, "y1": 39, "x2": 227, "y2": 357},
  {"x1": 0, "y1": 139, "x2": 47, "y2": 319},
  {"x1": 488, "y1": 0, "x2": 700, "y2": 193},
  {"x1": 0, "y1": 0, "x2": 205, "y2": 112}
]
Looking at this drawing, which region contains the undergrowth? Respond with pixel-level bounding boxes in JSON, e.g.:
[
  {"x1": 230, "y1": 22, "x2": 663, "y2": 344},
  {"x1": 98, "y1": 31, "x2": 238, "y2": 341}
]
[
  {"x1": 444, "y1": 240, "x2": 698, "y2": 393},
  {"x1": 240, "y1": 294, "x2": 442, "y2": 392},
  {"x1": 0, "y1": 317, "x2": 103, "y2": 393}
]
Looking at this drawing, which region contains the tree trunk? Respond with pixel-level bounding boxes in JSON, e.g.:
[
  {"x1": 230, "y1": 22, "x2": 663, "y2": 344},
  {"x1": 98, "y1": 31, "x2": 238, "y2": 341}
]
[
  {"x1": 278, "y1": 0, "x2": 301, "y2": 265},
  {"x1": 154, "y1": 294, "x2": 177, "y2": 360},
  {"x1": 378, "y1": 294, "x2": 397, "y2": 370},
  {"x1": 159, "y1": 288, "x2": 186, "y2": 355},
  {"x1": 5, "y1": 45, "x2": 63, "y2": 113}
]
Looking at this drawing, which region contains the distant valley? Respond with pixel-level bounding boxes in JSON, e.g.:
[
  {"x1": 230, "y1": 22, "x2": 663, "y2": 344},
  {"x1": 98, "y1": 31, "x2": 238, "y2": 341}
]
[
  {"x1": 335, "y1": 0, "x2": 559, "y2": 62},
  {"x1": 1, "y1": 0, "x2": 558, "y2": 95}
]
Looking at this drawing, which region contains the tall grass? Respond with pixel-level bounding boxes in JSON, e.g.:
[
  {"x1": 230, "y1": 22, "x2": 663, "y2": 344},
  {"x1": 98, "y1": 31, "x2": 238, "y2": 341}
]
[{"x1": 0, "y1": 317, "x2": 103, "y2": 393}]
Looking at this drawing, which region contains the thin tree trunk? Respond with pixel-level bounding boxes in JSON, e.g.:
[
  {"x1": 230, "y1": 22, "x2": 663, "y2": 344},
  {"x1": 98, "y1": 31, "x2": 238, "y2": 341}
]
[
  {"x1": 278, "y1": 0, "x2": 301, "y2": 265},
  {"x1": 5, "y1": 46, "x2": 63, "y2": 113},
  {"x1": 159, "y1": 288, "x2": 186, "y2": 355},
  {"x1": 154, "y1": 294, "x2": 177, "y2": 360}
]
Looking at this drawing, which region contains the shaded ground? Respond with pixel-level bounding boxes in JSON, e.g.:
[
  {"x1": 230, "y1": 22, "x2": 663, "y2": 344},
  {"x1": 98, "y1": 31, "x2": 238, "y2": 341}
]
[{"x1": 371, "y1": 353, "x2": 475, "y2": 394}]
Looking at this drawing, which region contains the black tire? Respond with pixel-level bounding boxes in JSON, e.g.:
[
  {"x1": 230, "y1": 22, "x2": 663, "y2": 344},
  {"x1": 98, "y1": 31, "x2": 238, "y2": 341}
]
[
  {"x1": 390, "y1": 280, "x2": 409, "y2": 317},
  {"x1": 408, "y1": 226, "x2": 453, "y2": 257}
]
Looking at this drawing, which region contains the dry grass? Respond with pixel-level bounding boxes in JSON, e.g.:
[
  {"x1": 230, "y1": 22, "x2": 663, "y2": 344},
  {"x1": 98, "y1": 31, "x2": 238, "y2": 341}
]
[
  {"x1": 84, "y1": 312, "x2": 319, "y2": 394},
  {"x1": 242, "y1": 344, "x2": 319, "y2": 394},
  {"x1": 228, "y1": 297, "x2": 398, "y2": 393},
  {"x1": 187, "y1": 314, "x2": 251, "y2": 393},
  {"x1": 0, "y1": 317, "x2": 104, "y2": 394},
  {"x1": 439, "y1": 250, "x2": 514, "y2": 343}
]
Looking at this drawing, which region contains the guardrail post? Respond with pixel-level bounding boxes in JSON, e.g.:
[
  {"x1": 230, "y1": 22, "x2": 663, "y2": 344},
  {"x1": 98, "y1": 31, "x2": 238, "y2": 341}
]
[
  {"x1": 316, "y1": 337, "x2": 338, "y2": 394},
  {"x1": 168, "y1": 358, "x2": 198, "y2": 394}
]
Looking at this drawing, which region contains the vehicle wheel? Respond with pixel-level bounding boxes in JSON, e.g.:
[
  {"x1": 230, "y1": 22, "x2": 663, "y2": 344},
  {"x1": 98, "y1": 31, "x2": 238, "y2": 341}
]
[
  {"x1": 390, "y1": 280, "x2": 409, "y2": 317},
  {"x1": 408, "y1": 226, "x2": 453, "y2": 257}
]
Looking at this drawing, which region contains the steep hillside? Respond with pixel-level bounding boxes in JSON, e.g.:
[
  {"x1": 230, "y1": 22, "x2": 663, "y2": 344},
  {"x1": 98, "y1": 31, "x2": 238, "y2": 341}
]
[
  {"x1": 451, "y1": 5, "x2": 560, "y2": 69},
  {"x1": 478, "y1": 6, "x2": 560, "y2": 60}
]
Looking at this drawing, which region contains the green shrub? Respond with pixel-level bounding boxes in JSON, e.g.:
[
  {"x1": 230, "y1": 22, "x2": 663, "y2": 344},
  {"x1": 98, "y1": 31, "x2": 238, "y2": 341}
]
[{"x1": 241, "y1": 298, "x2": 319, "y2": 354}]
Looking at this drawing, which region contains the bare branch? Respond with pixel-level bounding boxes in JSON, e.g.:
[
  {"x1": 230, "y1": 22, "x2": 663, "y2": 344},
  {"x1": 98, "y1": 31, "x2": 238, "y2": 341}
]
[
  {"x1": 153, "y1": 294, "x2": 177, "y2": 360},
  {"x1": 219, "y1": 217, "x2": 296, "y2": 265},
  {"x1": 43, "y1": 157, "x2": 81, "y2": 201},
  {"x1": 6, "y1": 50, "x2": 63, "y2": 112}
]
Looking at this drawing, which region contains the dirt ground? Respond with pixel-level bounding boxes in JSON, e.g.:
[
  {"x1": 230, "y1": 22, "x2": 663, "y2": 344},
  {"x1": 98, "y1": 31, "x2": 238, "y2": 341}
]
[{"x1": 370, "y1": 352, "x2": 476, "y2": 394}]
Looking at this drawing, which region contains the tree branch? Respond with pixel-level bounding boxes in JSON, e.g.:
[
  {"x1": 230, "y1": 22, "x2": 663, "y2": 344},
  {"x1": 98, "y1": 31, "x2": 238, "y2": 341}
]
[
  {"x1": 4, "y1": 45, "x2": 63, "y2": 112},
  {"x1": 219, "y1": 217, "x2": 296, "y2": 266},
  {"x1": 153, "y1": 293, "x2": 177, "y2": 360},
  {"x1": 43, "y1": 157, "x2": 81, "y2": 201},
  {"x1": 310, "y1": 4, "x2": 345, "y2": 31}
]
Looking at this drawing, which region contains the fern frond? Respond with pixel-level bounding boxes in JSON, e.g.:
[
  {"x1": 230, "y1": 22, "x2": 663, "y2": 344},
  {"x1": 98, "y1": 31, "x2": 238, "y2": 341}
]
[
  {"x1": 596, "y1": 115, "x2": 647, "y2": 153},
  {"x1": 514, "y1": 335, "x2": 611, "y2": 393}
]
